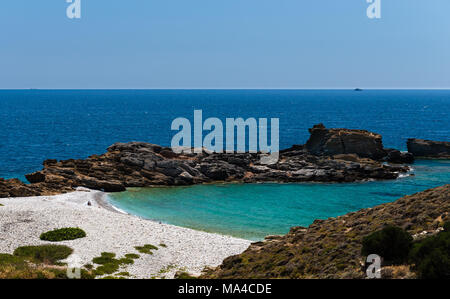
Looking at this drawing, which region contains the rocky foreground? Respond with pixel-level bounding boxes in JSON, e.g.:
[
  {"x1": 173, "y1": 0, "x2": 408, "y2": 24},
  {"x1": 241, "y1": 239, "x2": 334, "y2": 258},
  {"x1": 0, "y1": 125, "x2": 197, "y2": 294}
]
[
  {"x1": 0, "y1": 124, "x2": 419, "y2": 198},
  {"x1": 201, "y1": 184, "x2": 450, "y2": 279}
]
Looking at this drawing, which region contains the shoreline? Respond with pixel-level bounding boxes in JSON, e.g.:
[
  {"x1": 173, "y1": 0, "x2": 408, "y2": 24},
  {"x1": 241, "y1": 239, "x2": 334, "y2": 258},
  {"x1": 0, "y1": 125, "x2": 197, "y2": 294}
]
[{"x1": 0, "y1": 190, "x2": 251, "y2": 278}]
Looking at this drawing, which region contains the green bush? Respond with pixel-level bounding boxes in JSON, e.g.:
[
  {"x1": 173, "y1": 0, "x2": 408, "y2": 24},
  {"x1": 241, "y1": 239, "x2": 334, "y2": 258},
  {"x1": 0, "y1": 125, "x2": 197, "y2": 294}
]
[
  {"x1": 91, "y1": 252, "x2": 136, "y2": 277},
  {"x1": 93, "y1": 255, "x2": 115, "y2": 265},
  {"x1": 40, "y1": 227, "x2": 86, "y2": 242},
  {"x1": 13, "y1": 245, "x2": 73, "y2": 264},
  {"x1": 175, "y1": 271, "x2": 197, "y2": 279},
  {"x1": 443, "y1": 222, "x2": 450, "y2": 232},
  {"x1": 94, "y1": 263, "x2": 120, "y2": 275},
  {"x1": 118, "y1": 258, "x2": 134, "y2": 265},
  {"x1": 409, "y1": 230, "x2": 450, "y2": 279},
  {"x1": 135, "y1": 244, "x2": 158, "y2": 254},
  {"x1": 361, "y1": 226, "x2": 413, "y2": 265},
  {"x1": 125, "y1": 253, "x2": 140, "y2": 259}
]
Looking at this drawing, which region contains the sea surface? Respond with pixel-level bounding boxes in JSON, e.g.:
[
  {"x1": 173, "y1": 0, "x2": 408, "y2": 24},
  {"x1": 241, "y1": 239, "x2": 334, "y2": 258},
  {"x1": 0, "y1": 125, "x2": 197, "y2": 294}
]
[
  {"x1": 1, "y1": 90, "x2": 449, "y2": 239},
  {"x1": 108, "y1": 160, "x2": 450, "y2": 240}
]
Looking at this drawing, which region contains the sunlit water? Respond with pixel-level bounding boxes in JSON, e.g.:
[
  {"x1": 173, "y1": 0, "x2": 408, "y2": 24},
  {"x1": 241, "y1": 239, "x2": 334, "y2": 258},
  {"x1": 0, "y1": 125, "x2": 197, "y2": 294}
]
[{"x1": 108, "y1": 160, "x2": 450, "y2": 240}]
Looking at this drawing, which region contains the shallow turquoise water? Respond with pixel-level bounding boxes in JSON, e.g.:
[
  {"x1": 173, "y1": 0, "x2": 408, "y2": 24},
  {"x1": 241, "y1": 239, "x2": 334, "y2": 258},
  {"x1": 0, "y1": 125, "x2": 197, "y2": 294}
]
[{"x1": 108, "y1": 160, "x2": 450, "y2": 240}]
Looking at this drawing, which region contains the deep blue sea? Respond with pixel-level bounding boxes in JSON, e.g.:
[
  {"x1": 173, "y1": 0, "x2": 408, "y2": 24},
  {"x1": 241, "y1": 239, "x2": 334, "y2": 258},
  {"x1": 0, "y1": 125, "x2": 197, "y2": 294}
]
[{"x1": 1, "y1": 90, "x2": 449, "y2": 239}]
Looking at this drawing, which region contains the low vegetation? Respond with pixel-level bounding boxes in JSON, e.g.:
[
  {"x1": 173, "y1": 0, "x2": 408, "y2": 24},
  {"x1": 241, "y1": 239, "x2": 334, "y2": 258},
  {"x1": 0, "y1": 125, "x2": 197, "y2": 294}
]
[
  {"x1": 40, "y1": 227, "x2": 86, "y2": 242},
  {"x1": 175, "y1": 271, "x2": 197, "y2": 279},
  {"x1": 0, "y1": 244, "x2": 93, "y2": 279},
  {"x1": 135, "y1": 244, "x2": 158, "y2": 254},
  {"x1": 362, "y1": 223, "x2": 450, "y2": 279},
  {"x1": 409, "y1": 223, "x2": 450, "y2": 279},
  {"x1": 92, "y1": 252, "x2": 134, "y2": 276},
  {"x1": 0, "y1": 231, "x2": 174, "y2": 279},
  {"x1": 13, "y1": 245, "x2": 73, "y2": 264},
  {"x1": 125, "y1": 253, "x2": 140, "y2": 259},
  {"x1": 362, "y1": 225, "x2": 413, "y2": 265}
]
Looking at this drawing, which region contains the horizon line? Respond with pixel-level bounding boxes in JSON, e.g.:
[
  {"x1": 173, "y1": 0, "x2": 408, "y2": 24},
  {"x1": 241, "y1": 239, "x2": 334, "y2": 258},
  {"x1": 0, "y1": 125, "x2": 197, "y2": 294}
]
[{"x1": 1, "y1": 88, "x2": 450, "y2": 91}]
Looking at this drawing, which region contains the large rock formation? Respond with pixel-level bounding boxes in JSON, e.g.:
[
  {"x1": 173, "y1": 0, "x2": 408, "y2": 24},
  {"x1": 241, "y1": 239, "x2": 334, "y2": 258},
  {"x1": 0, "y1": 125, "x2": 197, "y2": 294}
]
[
  {"x1": 305, "y1": 124, "x2": 414, "y2": 164},
  {"x1": 407, "y1": 138, "x2": 450, "y2": 158},
  {"x1": 201, "y1": 184, "x2": 450, "y2": 279},
  {"x1": 0, "y1": 140, "x2": 409, "y2": 198},
  {"x1": 305, "y1": 124, "x2": 386, "y2": 159},
  {"x1": 0, "y1": 125, "x2": 416, "y2": 198}
]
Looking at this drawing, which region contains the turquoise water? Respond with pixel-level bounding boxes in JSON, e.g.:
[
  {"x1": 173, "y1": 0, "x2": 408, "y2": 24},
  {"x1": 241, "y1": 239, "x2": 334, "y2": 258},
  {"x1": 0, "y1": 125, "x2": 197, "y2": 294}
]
[{"x1": 108, "y1": 160, "x2": 450, "y2": 240}]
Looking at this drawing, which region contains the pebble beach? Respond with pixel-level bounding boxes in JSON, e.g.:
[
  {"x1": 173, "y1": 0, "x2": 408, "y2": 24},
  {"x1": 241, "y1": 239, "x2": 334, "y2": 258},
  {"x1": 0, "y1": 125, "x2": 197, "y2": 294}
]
[{"x1": 0, "y1": 188, "x2": 250, "y2": 278}]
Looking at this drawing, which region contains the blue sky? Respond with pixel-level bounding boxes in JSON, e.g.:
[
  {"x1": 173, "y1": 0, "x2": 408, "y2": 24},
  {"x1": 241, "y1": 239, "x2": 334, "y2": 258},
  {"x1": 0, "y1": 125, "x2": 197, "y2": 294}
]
[{"x1": 1, "y1": 0, "x2": 449, "y2": 89}]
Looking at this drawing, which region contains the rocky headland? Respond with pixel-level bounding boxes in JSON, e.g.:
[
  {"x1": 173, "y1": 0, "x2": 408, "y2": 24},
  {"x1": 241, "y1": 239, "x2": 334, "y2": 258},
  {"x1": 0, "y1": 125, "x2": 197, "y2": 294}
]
[
  {"x1": 1, "y1": 124, "x2": 449, "y2": 198},
  {"x1": 201, "y1": 184, "x2": 450, "y2": 279},
  {"x1": 407, "y1": 138, "x2": 450, "y2": 159},
  {"x1": 0, "y1": 124, "x2": 418, "y2": 198}
]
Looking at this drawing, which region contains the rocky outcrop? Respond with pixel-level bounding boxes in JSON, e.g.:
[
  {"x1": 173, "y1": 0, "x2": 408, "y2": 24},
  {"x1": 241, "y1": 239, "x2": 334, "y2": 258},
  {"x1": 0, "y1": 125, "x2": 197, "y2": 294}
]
[
  {"x1": 0, "y1": 125, "x2": 415, "y2": 198},
  {"x1": 0, "y1": 178, "x2": 72, "y2": 198},
  {"x1": 383, "y1": 148, "x2": 414, "y2": 164},
  {"x1": 305, "y1": 124, "x2": 414, "y2": 164},
  {"x1": 407, "y1": 138, "x2": 450, "y2": 158},
  {"x1": 0, "y1": 140, "x2": 409, "y2": 198},
  {"x1": 201, "y1": 184, "x2": 450, "y2": 279},
  {"x1": 305, "y1": 124, "x2": 386, "y2": 160}
]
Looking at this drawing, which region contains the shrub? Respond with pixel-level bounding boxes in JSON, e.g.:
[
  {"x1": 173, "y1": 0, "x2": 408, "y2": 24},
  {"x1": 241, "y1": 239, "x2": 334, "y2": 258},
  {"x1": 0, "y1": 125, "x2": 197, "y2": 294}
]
[
  {"x1": 175, "y1": 271, "x2": 197, "y2": 279},
  {"x1": 91, "y1": 252, "x2": 135, "y2": 277},
  {"x1": 94, "y1": 263, "x2": 120, "y2": 275},
  {"x1": 125, "y1": 253, "x2": 140, "y2": 259},
  {"x1": 118, "y1": 258, "x2": 134, "y2": 265},
  {"x1": 135, "y1": 244, "x2": 158, "y2": 254},
  {"x1": 93, "y1": 256, "x2": 115, "y2": 265},
  {"x1": 409, "y1": 230, "x2": 450, "y2": 279},
  {"x1": 443, "y1": 222, "x2": 450, "y2": 232},
  {"x1": 13, "y1": 245, "x2": 73, "y2": 264},
  {"x1": 101, "y1": 275, "x2": 126, "y2": 279},
  {"x1": 361, "y1": 226, "x2": 412, "y2": 265},
  {"x1": 100, "y1": 252, "x2": 116, "y2": 259},
  {"x1": 40, "y1": 227, "x2": 86, "y2": 242}
]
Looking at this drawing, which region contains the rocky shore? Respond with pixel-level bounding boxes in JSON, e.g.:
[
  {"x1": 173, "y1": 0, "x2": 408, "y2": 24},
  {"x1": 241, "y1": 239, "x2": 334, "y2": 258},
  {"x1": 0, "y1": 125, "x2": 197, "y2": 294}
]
[
  {"x1": 407, "y1": 138, "x2": 450, "y2": 159},
  {"x1": 0, "y1": 124, "x2": 448, "y2": 198},
  {"x1": 201, "y1": 184, "x2": 450, "y2": 279}
]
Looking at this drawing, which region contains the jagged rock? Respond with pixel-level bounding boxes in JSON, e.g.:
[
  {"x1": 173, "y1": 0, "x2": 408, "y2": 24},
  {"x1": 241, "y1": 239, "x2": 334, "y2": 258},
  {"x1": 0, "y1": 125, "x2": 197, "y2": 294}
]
[
  {"x1": 407, "y1": 138, "x2": 450, "y2": 158},
  {"x1": 1, "y1": 125, "x2": 415, "y2": 198},
  {"x1": 383, "y1": 148, "x2": 414, "y2": 164},
  {"x1": 306, "y1": 123, "x2": 386, "y2": 160},
  {"x1": 25, "y1": 171, "x2": 46, "y2": 183}
]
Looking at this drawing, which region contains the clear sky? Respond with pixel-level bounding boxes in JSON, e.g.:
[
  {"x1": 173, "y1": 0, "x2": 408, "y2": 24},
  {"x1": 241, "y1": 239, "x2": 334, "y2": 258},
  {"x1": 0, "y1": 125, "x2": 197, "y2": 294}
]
[{"x1": 1, "y1": 0, "x2": 449, "y2": 89}]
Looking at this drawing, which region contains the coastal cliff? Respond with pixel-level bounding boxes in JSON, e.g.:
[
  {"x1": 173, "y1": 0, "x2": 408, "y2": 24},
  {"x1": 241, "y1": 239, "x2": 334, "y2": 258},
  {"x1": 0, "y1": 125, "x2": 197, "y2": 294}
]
[
  {"x1": 407, "y1": 138, "x2": 450, "y2": 159},
  {"x1": 201, "y1": 184, "x2": 450, "y2": 279},
  {"x1": 0, "y1": 125, "x2": 412, "y2": 198}
]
